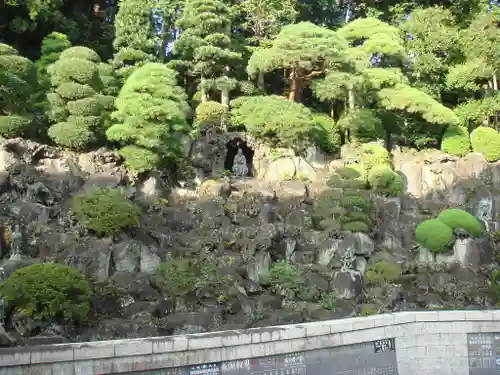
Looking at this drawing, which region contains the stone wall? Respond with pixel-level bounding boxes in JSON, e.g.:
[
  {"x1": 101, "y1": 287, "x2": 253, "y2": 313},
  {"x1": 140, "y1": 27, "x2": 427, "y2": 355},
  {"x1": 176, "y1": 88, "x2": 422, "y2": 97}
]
[{"x1": 1, "y1": 310, "x2": 499, "y2": 375}]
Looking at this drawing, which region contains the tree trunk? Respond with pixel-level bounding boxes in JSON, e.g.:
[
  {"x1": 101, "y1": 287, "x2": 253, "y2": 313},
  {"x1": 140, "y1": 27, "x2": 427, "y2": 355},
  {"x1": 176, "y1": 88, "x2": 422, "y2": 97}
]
[
  {"x1": 288, "y1": 70, "x2": 302, "y2": 102},
  {"x1": 221, "y1": 88, "x2": 230, "y2": 106},
  {"x1": 257, "y1": 72, "x2": 265, "y2": 90},
  {"x1": 348, "y1": 89, "x2": 355, "y2": 111},
  {"x1": 200, "y1": 78, "x2": 208, "y2": 103},
  {"x1": 160, "y1": 21, "x2": 169, "y2": 63},
  {"x1": 494, "y1": 73, "x2": 498, "y2": 91}
]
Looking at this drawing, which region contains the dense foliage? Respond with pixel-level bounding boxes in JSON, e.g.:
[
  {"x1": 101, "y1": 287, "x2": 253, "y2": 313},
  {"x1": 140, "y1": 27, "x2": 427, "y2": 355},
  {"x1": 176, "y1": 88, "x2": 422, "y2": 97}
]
[
  {"x1": 2, "y1": 0, "x2": 500, "y2": 164},
  {"x1": 72, "y1": 188, "x2": 142, "y2": 236},
  {"x1": 107, "y1": 63, "x2": 190, "y2": 173},
  {"x1": 0, "y1": 263, "x2": 91, "y2": 322}
]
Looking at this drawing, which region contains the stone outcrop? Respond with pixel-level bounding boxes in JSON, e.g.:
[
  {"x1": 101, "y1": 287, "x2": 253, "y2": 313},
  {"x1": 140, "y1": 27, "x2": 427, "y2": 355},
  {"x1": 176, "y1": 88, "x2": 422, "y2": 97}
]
[{"x1": 0, "y1": 137, "x2": 497, "y2": 346}]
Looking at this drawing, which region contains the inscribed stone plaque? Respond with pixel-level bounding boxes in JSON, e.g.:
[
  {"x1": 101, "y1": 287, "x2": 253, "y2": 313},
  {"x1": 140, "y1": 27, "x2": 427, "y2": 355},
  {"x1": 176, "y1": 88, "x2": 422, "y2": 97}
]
[
  {"x1": 305, "y1": 338, "x2": 398, "y2": 375},
  {"x1": 467, "y1": 333, "x2": 500, "y2": 375},
  {"x1": 104, "y1": 338, "x2": 398, "y2": 375}
]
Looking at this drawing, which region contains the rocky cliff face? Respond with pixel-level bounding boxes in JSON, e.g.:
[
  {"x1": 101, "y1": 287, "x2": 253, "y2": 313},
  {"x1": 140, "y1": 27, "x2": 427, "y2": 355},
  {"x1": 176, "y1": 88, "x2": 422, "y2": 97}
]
[{"x1": 0, "y1": 137, "x2": 497, "y2": 346}]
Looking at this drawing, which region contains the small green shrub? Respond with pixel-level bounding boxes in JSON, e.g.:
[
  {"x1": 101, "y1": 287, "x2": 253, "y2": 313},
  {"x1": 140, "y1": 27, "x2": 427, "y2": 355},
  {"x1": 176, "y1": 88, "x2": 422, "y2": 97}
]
[
  {"x1": 337, "y1": 108, "x2": 385, "y2": 142},
  {"x1": 415, "y1": 219, "x2": 454, "y2": 253},
  {"x1": 48, "y1": 121, "x2": 95, "y2": 150},
  {"x1": 0, "y1": 115, "x2": 32, "y2": 138},
  {"x1": 72, "y1": 188, "x2": 142, "y2": 236},
  {"x1": 194, "y1": 101, "x2": 227, "y2": 128},
  {"x1": 470, "y1": 126, "x2": 500, "y2": 161},
  {"x1": 327, "y1": 166, "x2": 367, "y2": 189},
  {"x1": 441, "y1": 125, "x2": 471, "y2": 157},
  {"x1": 313, "y1": 188, "x2": 372, "y2": 234},
  {"x1": 154, "y1": 258, "x2": 199, "y2": 298},
  {"x1": 153, "y1": 258, "x2": 221, "y2": 299},
  {"x1": 437, "y1": 208, "x2": 483, "y2": 237},
  {"x1": 0, "y1": 263, "x2": 90, "y2": 322},
  {"x1": 310, "y1": 114, "x2": 341, "y2": 154},
  {"x1": 318, "y1": 293, "x2": 337, "y2": 310},
  {"x1": 360, "y1": 143, "x2": 390, "y2": 172},
  {"x1": 368, "y1": 165, "x2": 404, "y2": 197},
  {"x1": 262, "y1": 261, "x2": 307, "y2": 298},
  {"x1": 365, "y1": 261, "x2": 402, "y2": 286}
]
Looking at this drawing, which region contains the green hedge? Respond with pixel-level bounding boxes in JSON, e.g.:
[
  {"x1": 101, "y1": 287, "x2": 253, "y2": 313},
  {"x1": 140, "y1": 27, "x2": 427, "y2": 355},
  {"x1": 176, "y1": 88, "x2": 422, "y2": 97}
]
[
  {"x1": 415, "y1": 218, "x2": 454, "y2": 253},
  {"x1": 470, "y1": 126, "x2": 500, "y2": 161},
  {"x1": 437, "y1": 208, "x2": 483, "y2": 237}
]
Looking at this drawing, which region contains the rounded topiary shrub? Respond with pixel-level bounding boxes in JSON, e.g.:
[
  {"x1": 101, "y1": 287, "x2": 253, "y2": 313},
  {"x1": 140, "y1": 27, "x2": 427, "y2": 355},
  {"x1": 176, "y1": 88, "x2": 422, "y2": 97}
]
[
  {"x1": 47, "y1": 46, "x2": 105, "y2": 150},
  {"x1": 360, "y1": 143, "x2": 390, "y2": 172},
  {"x1": 195, "y1": 100, "x2": 227, "y2": 129},
  {"x1": 470, "y1": 126, "x2": 500, "y2": 162},
  {"x1": 368, "y1": 165, "x2": 404, "y2": 197},
  {"x1": 0, "y1": 43, "x2": 36, "y2": 137},
  {"x1": 72, "y1": 188, "x2": 142, "y2": 236},
  {"x1": 56, "y1": 82, "x2": 97, "y2": 101},
  {"x1": 59, "y1": 46, "x2": 101, "y2": 63},
  {"x1": 437, "y1": 208, "x2": 483, "y2": 237},
  {"x1": 0, "y1": 115, "x2": 32, "y2": 138},
  {"x1": 0, "y1": 263, "x2": 91, "y2": 322},
  {"x1": 441, "y1": 125, "x2": 471, "y2": 157},
  {"x1": 49, "y1": 58, "x2": 99, "y2": 86},
  {"x1": 48, "y1": 121, "x2": 95, "y2": 149},
  {"x1": 415, "y1": 218, "x2": 454, "y2": 253}
]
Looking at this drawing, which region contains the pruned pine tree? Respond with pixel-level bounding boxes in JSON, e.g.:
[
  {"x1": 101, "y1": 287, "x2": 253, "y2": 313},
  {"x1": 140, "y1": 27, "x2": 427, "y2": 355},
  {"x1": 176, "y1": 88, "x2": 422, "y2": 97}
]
[
  {"x1": 106, "y1": 63, "x2": 191, "y2": 175},
  {"x1": 112, "y1": 0, "x2": 157, "y2": 79}
]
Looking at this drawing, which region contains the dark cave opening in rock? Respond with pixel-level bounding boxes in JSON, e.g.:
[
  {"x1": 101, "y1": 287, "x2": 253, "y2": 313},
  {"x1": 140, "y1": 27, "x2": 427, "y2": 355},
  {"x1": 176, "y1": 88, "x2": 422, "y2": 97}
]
[{"x1": 224, "y1": 138, "x2": 254, "y2": 177}]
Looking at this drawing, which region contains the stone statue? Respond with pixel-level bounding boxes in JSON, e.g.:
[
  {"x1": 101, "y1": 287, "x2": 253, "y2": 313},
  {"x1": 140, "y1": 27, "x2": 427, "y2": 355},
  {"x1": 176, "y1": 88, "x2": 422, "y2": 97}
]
[
  {"x1": 232, "y1": 148, "x2": 248, "y2": 177},
  {"x1": 476, "y1": 198, "x2": 492, "y2": 232},
  {"x1": 10, "y1": 224, "x2": 23, "y2": 258}
]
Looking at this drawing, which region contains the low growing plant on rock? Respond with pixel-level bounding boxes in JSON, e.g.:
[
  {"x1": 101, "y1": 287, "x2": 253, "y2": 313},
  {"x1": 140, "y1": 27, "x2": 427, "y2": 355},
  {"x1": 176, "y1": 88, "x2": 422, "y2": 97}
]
[
  {"x1": 72, "y1": 188, "x2": 142, "y2": 236},
  {"x1": 153, "y1": 258, "x2": 222, "y2": 300},
  {"x1": 315, "y1": 167, "x2": 373, "y2": 234},
  {"x1": 261, "y1": 260, "x2": 307, "y2": 299},
  {"x1": 0, "y1": 263, "x2": 91, "y2": 322},
  {"x1": 415, "y1": 218, "x2": 454, "y2": 253},
  {"x1": 154, "y1": 258, "x2": 200, "y2": 298},
  {"x1": 368, "y1": 165, "x2": 404, "y2": 197},
  {"x1": 437, "y1": 208, "x2": 483, "y2": 237},
  {"x1": 365, "y1": 261, "x2": 402, "y2": 286}
]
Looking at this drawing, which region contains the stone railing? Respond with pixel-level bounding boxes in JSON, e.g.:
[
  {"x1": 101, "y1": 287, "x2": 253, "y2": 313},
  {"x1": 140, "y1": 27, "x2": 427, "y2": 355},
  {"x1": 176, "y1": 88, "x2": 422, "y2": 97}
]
[{"x1": 0, "y1": 310, "x2": 499, "y2": 375}]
